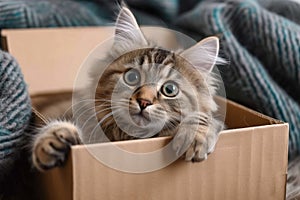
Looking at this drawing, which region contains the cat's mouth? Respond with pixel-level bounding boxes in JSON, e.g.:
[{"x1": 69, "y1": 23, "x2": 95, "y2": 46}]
[{"x1": 130, "y1": 111, "x2": 151, "y2": 126}]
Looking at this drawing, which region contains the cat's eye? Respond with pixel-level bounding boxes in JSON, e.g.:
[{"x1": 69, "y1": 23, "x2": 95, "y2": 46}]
[
  {"x1": 124, "y1": 69, "x2": 140, "y2": 86},
  {"x1": 161, "y1": 81, "x2": 179, "y2": 97}
]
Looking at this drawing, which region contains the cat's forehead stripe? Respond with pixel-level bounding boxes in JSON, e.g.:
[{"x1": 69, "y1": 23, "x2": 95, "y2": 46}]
[
  {"x1": 136, "y1": 48, "x2": 175, "y2": 66},
  {"x1": 138, "y1": 49, "x2": 176, "y2": 78},
  {"x1": 152, "y1": 49, "x2": 174, "y2": 65},
  {"x1": 161, "y1": 54, "x2": 175, "y2": 66},
  {"x1": 110, "y1": 48, "x2": 187, "y2": 83}
]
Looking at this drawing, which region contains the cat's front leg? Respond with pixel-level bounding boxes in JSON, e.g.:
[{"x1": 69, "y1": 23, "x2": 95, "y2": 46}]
[
  {"x1": 32, "y1": 121, "x2": 81, "y2": 171},
  {"x1": 173, "y1": 114, "x2": 223, "y2": 162}
]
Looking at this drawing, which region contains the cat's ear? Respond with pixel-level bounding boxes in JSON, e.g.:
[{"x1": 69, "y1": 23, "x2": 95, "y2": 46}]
[
  {"x1": 114, "y1": 7, "x2": 148, "y2": 48},
  {"x1": 180, "y1": 37, "x2": 220, "y2": 73}
]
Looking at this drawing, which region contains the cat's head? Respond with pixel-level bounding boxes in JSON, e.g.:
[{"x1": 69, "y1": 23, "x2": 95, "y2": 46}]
[{"x1": 93, "y1": 7, "x2": 221, "y2": 140}]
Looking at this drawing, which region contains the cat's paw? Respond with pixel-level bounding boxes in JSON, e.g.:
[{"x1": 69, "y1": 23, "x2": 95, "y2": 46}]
[
  {"x1": 173, "y1": 126, "x2": 218, "y2": 162},
  {"x1": 184, "y1": 133, "x2": 214, "y2": 162},
  {"x1": 32, "y1": 121, "x2": 81, "y2": 171}
]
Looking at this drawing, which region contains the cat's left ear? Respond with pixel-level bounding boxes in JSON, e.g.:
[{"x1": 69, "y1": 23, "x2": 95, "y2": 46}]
[
  {"x1": 180, "y1": 37, "x2": 220, "y2": 73},
  {"x1": 114, "y1": 7, "x2": 148, "y2": 48}
]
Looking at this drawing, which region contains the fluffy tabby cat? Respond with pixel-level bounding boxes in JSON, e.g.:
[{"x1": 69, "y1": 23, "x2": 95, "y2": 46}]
[{"x1": 32, "y1": 7, "x2": 224, "y2": 171}]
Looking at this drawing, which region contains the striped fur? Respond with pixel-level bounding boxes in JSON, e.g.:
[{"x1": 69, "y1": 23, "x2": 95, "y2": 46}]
[
  {"x1": 80, "y1": 46, "x2": 221, "y2": 138},
  {"x1": 32, "y1": 7, "x2": 223, "y2": 170}
]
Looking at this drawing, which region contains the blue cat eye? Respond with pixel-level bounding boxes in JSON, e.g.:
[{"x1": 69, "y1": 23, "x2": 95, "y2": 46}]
[
  {"x1": 161, "y1": 81, "x2": 179, "y2": 97},
  {"x1": 124, "y1": 69, "x2": 140, "y2": 86}
]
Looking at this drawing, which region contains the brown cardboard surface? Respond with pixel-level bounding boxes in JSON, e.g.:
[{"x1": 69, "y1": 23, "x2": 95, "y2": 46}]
[
  {"x1": 2, "y1": 27, "x2": 115, "y2": 94},
  {"x1": 215, "y1": 96, "x2": 282, "y2": 128},
  {"x1": 37, "y1": 156, "x2": 73, "y2": 200},
  {"x1": 2, "y1": 27, "x2": 289, "y2": 200},
  {"x1": 69, "y1": 124, "x2": 288, "y2": 200}
]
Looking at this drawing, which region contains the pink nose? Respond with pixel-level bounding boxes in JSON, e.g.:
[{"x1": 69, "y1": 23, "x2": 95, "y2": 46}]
[{"x1": 137, "y1": 98, "x2": 152, "y2": 110}]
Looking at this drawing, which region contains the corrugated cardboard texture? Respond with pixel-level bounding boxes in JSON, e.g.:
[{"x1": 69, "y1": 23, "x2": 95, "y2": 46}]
[{"x1": 69, "y1": 124, "x2": 288, "y2": 200}]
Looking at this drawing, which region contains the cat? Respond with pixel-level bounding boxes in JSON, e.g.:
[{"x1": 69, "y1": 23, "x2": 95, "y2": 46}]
[{"x1": 31, "y1": 7, "x2": 224, "y2": 171}]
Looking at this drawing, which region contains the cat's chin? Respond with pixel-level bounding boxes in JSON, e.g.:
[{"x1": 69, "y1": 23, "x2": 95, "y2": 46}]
[
  {"x1": 130, "y1": 113, "x2": 151, "y2": 127},
  {"x1": 114, "y1": 112, "x2": 166, "y2": 138}
]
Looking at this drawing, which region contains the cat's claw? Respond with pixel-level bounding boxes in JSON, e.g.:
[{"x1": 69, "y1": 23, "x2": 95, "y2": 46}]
[
  {"x1": 174, "y1": 118, "x2": 222, "y2": 162},
  {"x1": 173, "y1": 129, "x2": 217, "y2": 162},
  {"x1": 184, "y1": 138, "x2": 209, "y2": 162},
  {"x1": 32, "y1": 122, "x2": 81, "y2": 171}
]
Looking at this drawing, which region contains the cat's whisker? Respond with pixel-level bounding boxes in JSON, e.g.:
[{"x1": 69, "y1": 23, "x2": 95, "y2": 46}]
[
  {"x1": 95, "y1": 100, "x2": 129, "y2": 109},
  {"x1": 94, "y1": 99, "x2": 129, "y2": 105},
  {"x1": 110, "y1": 99, "x2": 129, "y2": 104},
  {"x1": 87, "y1": 113, "x2": 113, "y2": 143},
  {"x1": 70, "y1": 102, "x2": 97, "y2": 116},
  {"x1": 74, "y1": 103, "x2": 112, "y2": 123},
  {"x1": 94, "y1": 98, "x2": 113, "y2": 102},
  {"x1": 75, "y1": 102, "x2": 126, "y2": 125},
  {"x1": 74, "y1": 101, "x2": 111, "y2": 114},
  {"x1": 75, "y1": 107, "x2": 110, "y2": 130},
  {"x1": 88, "y1": 109, "x2": 124, "y2": 143},
  {"x1": 62, "y1": 98, "x2": 101, "y2": 117},
  {"x1": 70, "y1": 98, "x2": 113, "y2": 116},
  {"x1": 79, "y1": 105, "x2": 123, "y2": 134}
]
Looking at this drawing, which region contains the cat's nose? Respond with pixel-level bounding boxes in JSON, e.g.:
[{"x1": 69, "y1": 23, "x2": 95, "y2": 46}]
[{"x1": 137, "y1": 98, "x2": 152, "y2": 110}]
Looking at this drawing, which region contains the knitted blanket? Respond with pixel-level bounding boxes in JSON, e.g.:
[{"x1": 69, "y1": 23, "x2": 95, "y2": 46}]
[
  {"x1": 0, "y1": 0, "x2": 299, "y2": 198},
  {"x1": 0, "y1": 50, "x2": 31, "y2": 154},
  {"x1": 177, "y1": 0, "x2": 300, "y2": 159},
  {"x1": 0, "y1": 49, "x2": 31, "y2": 196}
]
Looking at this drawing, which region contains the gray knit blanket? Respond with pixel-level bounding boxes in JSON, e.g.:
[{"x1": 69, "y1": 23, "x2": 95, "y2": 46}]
[
  {"x1": 0, "y1": 0, "x2": 299, "y2": 198},
  {"x1": 0, "y1": 51, "x2": 31, "y2": 159},
  {"x1": 0, "y1": 50, "x2": 31, "y2": 198}
]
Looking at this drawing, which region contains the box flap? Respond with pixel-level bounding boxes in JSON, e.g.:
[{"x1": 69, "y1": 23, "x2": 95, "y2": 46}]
[
  {"x1": 215, "y1": 96, "x2": 282, "y2": 129},
  {"x1": 1, "y1": 27, "x2": 115, "y2": 94}
]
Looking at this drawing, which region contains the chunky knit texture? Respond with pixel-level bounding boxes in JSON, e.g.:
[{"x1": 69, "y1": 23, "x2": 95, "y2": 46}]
[
  {"x1": 0, "y1": 0, "x2": 177, "y2": 28},
  {"x1": 176, "y1": 0, "x2": 300, "y2": 159},
  {"x1": 0, "y1": 0, "x2": 109, "y2": 28},
  {"x1": 0, "y1": 50, "x2": 31, "y2": 161}
]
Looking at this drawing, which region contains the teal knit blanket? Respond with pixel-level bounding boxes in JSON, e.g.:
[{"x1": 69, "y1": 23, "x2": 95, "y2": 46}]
[
  {"x1": 0, "y1": 51, "x2": 31, "y2": 167},
  {"x1": 176, "y1": 0, "x2": 300, "y2": 159},
  {"x1": 0, "y1": 0, "x2": 299, "y2": 159}
]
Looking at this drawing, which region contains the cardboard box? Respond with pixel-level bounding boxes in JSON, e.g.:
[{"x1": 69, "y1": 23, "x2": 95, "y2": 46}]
[{"x1": 1, "y1": 28, "x2": 289, "y2": 200}]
